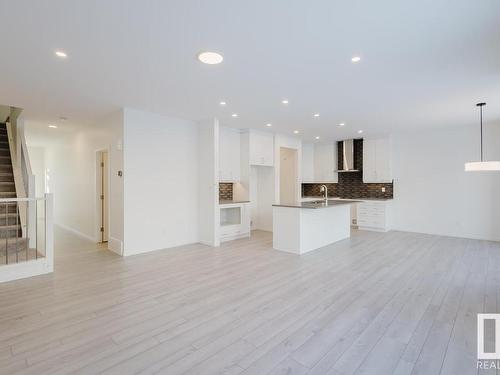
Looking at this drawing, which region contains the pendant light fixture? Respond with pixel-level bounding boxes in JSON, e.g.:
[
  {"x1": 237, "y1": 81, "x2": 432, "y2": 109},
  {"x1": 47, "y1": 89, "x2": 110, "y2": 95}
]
[{"x1": 464, "y1": 102, "x2": 500, "y2": 171}]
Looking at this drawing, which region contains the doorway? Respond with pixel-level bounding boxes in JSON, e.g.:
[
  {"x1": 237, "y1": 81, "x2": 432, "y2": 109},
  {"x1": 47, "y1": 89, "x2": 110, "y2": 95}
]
[
  {"x1": 96, "y1": 150, "x2": 109, "y2": 243},
  {"x1": 279, "y1": 147, "x2": 298, "y2": 203}
]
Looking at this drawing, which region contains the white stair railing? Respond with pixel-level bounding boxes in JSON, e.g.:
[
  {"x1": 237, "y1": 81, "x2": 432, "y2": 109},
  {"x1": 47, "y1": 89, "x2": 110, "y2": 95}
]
[{"x1": 0, "y1": 194, "x2": 54, "y2": 283}]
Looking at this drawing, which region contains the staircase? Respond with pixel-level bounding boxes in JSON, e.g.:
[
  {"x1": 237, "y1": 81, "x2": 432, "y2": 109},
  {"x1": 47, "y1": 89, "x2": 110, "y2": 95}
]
[{"x1": 0, "y1": 123, "x2": 29, "y2": 264}]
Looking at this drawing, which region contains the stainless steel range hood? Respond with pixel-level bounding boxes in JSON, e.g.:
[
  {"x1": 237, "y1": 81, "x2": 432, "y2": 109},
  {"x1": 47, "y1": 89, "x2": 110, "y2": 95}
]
[{"x1": 335, "y1": 139, "x2": 359, "y2": 172}]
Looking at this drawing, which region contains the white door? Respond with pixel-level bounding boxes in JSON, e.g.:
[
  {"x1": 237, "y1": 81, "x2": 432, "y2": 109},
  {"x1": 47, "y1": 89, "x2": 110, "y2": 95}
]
[{"x1": 280, "y1": 147, "x2": 298, "y2": 203}]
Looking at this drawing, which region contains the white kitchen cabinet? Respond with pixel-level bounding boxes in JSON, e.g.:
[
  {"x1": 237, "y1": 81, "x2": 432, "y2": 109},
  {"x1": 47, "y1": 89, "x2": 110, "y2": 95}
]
[
  {"x1": 301, "y1": 143, "x2": 315, "y2": 182},
  {"x1": 362, "y1": 137, "x2": 392, "y2": 183},
  {"x1": 220, "y1": 203, "x2": 250, "y2": 242},
  {"x1": 219, "y1": 126, "x2": 241, "y2": 182},
  {"x1": 313, "y1": 142, "x2": 338, "y2": 183},
  {"x1": 248, "y1": 130, "x2": 274, "y2": 166},
  {"x1": 357, "y1": 200, "x2": 392, "y2": 231}
]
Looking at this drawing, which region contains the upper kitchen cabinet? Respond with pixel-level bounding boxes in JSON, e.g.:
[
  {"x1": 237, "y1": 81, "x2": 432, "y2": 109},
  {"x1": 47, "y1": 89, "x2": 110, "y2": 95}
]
[
  {"x1": 219, "y1": 126, "x2": 241, "y2": 182},
  {"x1": 362, "y1": 137, "x2": 392, "y2": 183},
  {"x1": 301, "y1": 143, "x2": 314, "y2": 182},
  {"x1": 313, "y1": 142, "x2": 338, "y2": 183},
  {"x1": 248, "y1": 129, "x2": 274, "y2": 166}
]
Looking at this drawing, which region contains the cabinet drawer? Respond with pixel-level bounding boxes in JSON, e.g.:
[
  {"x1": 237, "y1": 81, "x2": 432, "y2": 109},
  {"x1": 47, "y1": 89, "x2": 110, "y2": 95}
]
[
  {"x1": 358, "y1": 218, "x2": 385, "y2": 228},
  {"x1": 358, "y1": 210, "x2": 385, "y2": 219},
  {"x1": 220, "y1": 224, "x2": 242, "y2": 236},
  {"x1": 358, "y1": 207, "x2": 383, "y2": 215}
]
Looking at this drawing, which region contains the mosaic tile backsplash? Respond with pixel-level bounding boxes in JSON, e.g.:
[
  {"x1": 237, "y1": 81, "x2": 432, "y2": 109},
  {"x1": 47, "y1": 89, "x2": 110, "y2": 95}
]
[{"x1": 219, "y1": 183, "x2": 233, "y2": 200}]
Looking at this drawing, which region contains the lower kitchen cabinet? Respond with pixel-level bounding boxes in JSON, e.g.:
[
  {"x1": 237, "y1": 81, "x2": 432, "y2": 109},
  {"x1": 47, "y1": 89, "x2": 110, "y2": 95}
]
[
  {"x1": 220, "y1": 203, "x2": 251, "y2": 242},
  {"x1": 356, "y1": 200, "x2": 393, "y2": 232}
]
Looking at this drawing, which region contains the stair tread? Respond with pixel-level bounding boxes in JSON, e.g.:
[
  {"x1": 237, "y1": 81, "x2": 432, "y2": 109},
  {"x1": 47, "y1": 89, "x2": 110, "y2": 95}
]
[
  {"x1": 0, "y1": 237, "x2": 27, "y2": 242},
  {"x1": 0, "y1": 224, "x2": 21, "y2": 229}
]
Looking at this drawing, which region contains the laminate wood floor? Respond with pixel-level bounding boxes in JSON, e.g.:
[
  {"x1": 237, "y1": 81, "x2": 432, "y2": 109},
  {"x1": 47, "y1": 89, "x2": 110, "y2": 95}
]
[{"x1": 0, "y1": 227, "x2": 499, "y2": 375}]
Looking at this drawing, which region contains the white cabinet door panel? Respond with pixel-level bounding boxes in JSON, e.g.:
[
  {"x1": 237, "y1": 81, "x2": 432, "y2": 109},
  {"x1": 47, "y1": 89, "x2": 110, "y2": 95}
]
[
  {"x1": 219, "y1": 127, "x2": 241, "y2": 181},
  {"x1": 301, "y1": 143, "x2": 315, "y2": 182},
  {"x1": 362, "y1": 137, "x2": 392, "y2": 183},
  {"x1": 313, "y1": 143, "x2": 338, "y2": 183},
  {"x1": 249, "y1": 130, "x2": 274, "y2": 166}
]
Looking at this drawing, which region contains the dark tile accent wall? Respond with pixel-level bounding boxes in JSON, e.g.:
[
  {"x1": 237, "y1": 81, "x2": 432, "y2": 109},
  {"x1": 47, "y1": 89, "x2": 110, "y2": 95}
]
[
  {"x1": 302, "y1": 139, "x2": 394, "y2": 199},
  {"x1": 219, "y1": 183, "x2": 233, "y2": 200},
  {"x1": 302, "y1": 183, "x2": 339, "y2": 198}
]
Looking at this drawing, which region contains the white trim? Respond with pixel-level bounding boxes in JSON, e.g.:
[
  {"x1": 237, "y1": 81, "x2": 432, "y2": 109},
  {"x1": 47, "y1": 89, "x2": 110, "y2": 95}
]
[
  {"x1": 95, "y1": 148, "x2": 110, "y2": 243},
  {"x1": 123, "y1": 242, "x2": 198, "y2": 257},
  {"x1": 54, "y1": 223, "x2": 96, "y2": 242},
  {"x1": 108, "y1": 236, "x2": 123, "y2": 256},
  {"x1": 198, "y1": 240, "x2": 216, "y2": 246},
  {"x1": 0, "y1": 258, "x2": 53, "y2": 283}
]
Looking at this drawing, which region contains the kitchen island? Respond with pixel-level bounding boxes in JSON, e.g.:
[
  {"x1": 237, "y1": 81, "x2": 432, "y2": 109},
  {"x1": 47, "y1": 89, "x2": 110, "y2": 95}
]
[{"x1": 272, "y1": 200, "x2": 358, "y2": 254}]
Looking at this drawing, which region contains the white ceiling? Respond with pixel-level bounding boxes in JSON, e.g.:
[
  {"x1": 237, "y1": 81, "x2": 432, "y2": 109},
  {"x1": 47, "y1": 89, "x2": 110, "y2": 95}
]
[{"x1": 1, "y1": 0, "x2": 500, "y2": 141}]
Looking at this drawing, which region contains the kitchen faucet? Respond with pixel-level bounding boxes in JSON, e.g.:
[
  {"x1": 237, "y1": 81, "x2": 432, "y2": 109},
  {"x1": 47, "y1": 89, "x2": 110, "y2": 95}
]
[{"x1": 320, "y1": 185, "x2": 328, "y2": 201}]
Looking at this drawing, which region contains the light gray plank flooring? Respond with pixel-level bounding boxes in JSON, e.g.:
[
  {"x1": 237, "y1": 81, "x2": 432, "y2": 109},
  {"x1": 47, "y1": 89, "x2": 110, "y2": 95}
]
[{"x1": 0, "y1": 227, "x2": 498, "y2": 375}]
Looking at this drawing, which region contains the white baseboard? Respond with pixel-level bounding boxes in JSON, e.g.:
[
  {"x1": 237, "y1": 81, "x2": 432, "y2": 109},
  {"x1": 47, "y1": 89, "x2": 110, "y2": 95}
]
[
  {"x1": 198, "y1": 240, "x2": 220, "y2": 247},
  {"x1": 55, "y1": 223, "x2": 97, "y2": 243},
  {"x1": 108, "y1": 236, "x2": 123, "y2": 256}
]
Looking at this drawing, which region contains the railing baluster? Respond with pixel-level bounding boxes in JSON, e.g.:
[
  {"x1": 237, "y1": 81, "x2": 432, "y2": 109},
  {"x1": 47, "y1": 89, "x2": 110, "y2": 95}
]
[
  {"x1": 35, "y1": 201, "x2": 38, "y2": 259},
  {"x1": 26, "y1": 201, "x2": 29, "y2": 262},
  {"x1": 5, "y1": 202, "x2": 8, "y2": 265},
  {"x1": 15, "y1": 203, "x2": 18, "y2": 263}
]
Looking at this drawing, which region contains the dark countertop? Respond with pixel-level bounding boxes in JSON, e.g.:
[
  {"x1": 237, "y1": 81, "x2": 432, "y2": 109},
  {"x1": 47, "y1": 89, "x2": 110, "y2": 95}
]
[
  {"x1": 302, "y1": 196, "x2": 393, "y2": 201},
  {"x1": 219, "y1": 200, "x2": 250, "y2": 205},
  {"x1": 273, "y1": 199, "x2": 360, "y2": 209}
]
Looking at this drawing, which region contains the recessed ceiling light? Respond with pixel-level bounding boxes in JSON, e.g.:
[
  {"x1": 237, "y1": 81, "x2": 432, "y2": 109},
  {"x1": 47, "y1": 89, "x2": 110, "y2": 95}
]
[
  {"x1": 231, "y1": 113, "x2": 238, "y2": 118},
  {"x1": 282, "y1": 99, "x2": 289, "y2": 105},
  {"x1": 197, "y1": 51, "x2": 223, "y2": 64},
  {"x1": 315, "y1": 136, "x2": 320, "y2": 140},
  {"x1": 55, "y1": 50, "x2": 67, "y2": 58},
  {"x1": 351, "y1": 56, "x2": 361, "y2": 63},
  {"x1": 293, "y1": 130, "x2": 299, "y2": 134},
  {"x1": 266, "y1": 123, "x2": 272, "y2": 127},
  {"x1": 219, "y1": 101, "x2": 226, "y2": 106},
  {"x1": 339, "y1": 123, "x2": 345, "y2": 126},
  {"x1": 313, "y1": 113, "x2": 320, "y2": 118},
  {"x1": 357, "y1": 130, "x2": 363, "y2": 134},
  {"x1": 48, "y1": 124, "x2": 57, "y2": 129}
]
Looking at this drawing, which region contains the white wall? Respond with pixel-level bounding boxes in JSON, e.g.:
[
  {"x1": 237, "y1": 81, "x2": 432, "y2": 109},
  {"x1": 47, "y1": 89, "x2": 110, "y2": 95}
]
[
  {"x1": 255, "y1": 166, "x2": 274, "y2": 231},
  {"x1": 392, "y1": 123, "x2": 500, "y2": 241},
  {"x1": 122, "y1": 108, "x2": 199, "y2": 255},
  {"x1": 27, "y1": 146, "x2": 46, "y2": 198},
  {"x1": 198, "y1": 119, "x2": 219, "y2": 247}
]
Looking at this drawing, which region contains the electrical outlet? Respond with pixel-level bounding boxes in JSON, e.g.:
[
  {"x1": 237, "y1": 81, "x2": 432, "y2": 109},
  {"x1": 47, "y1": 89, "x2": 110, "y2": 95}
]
[{"x1": 381, "y1": 187, "x2": 386, "y2": 193}]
